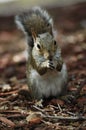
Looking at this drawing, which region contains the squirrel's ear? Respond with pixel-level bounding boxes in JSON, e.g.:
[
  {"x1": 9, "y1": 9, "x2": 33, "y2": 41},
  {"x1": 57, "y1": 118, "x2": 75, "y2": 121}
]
[
  {"x1": 15, "y1": 15, "x2": 26, "y2": 33},
  {"x1": 31, "y1": 28, "x2": 37, "y2": 42}
]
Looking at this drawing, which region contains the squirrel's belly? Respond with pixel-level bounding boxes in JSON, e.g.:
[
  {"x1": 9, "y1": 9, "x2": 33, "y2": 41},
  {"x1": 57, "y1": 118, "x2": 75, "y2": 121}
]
[{"x1": 29, "y1": 63, "x2": 67, "y2": 98}]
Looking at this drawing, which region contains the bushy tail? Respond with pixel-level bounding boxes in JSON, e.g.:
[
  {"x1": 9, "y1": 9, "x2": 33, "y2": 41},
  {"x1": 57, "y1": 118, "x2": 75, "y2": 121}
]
[{"x1": 15, "y1": 7, "x2": 53, "y2": 36}]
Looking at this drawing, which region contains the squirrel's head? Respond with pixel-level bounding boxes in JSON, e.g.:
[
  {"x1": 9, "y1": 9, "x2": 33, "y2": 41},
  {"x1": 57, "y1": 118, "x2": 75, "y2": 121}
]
[{"x1": 32, "y1": 32, "x2": 58, "y2": 61}]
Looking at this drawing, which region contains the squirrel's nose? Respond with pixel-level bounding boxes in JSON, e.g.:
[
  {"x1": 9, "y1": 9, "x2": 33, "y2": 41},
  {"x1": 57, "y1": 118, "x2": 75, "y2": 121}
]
[{"x1": 44, "y1": 51, "x2": 53, "y2": 60}]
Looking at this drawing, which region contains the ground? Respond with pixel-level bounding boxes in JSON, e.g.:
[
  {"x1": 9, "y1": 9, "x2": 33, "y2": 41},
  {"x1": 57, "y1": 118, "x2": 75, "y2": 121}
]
[{"x1": 0, "y1": 2, "x2": 86, "y2": 130}]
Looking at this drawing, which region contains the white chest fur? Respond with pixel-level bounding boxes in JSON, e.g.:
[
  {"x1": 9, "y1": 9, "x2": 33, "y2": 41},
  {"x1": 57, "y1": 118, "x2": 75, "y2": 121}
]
[{"x1": 29, "y1": 63, "x2": 67, "y2": 99}]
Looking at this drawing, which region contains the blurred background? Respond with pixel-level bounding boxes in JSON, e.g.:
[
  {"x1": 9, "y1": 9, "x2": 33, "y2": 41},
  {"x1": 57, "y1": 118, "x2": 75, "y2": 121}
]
[
  {"x1": 0, "y1": 0, "x2": 86, "y2": 52},
  {"x1": 0, "y1": 0, "x2": 86, "y2": 82}
]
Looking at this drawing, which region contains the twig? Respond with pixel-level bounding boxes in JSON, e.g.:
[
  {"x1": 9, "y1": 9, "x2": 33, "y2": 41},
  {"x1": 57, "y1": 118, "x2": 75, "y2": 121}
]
[
  {"x1": 33, "y1": 105, "x2": 47, "y2": 115},
  {"x1": 57, "y1": 104, "x2": 62, "y2": 112},
  {"x1": 49, "y1": 105, "x2": 59, "y2": 110},
  {"x1": 0, "y1": 110, "x2": 21, "y2": 114},
  {"x1": 0, "y1": 116, "x2": 15, "y2": 127},
  {"x1": 33, "y1": 105, "x2": 86, "y2": 121},
  {"x1": 43, "y1": 115, "x2": 86, "y2": 121},
  {"x1": 66, "y1": 111, "x2": 76, "y2": 116},
  {"x1": 7, "y1": 114, "x2": 27, "y2": 119},
  {"x1": 0, "y1": 90, "x2": 18, "y2": 96}
]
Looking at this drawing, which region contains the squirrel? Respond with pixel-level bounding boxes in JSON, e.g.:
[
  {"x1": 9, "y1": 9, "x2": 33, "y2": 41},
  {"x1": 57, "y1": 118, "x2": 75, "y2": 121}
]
[{"x1": 15, "y1": 7, "x2": 68, "y2": 100}]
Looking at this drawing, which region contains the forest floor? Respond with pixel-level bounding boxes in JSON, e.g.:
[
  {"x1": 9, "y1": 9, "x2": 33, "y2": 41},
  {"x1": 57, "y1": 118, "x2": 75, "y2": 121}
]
[{"x1": 0, "y1": 3, "x2": 86, "y2": 130}]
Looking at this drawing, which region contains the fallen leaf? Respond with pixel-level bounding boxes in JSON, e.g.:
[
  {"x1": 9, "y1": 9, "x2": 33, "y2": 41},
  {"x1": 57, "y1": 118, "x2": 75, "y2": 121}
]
[
  {"x1": 26, "y1": 112, "x2": 42, "y2": 124},
  {"x1": 50, "y1": 99, "x2": 64, "y2": 106},
  {"x1": 68, "y1": 86, "x2": 77, "y2": 91},
  {"x1": 77, "y1": 97, "x2": 86, "y2": 104}
]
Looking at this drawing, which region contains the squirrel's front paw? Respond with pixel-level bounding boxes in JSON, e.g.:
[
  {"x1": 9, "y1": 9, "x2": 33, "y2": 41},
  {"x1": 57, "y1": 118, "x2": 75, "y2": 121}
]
[
  {"x1": 56, "y1": 60, "x2": 63, "y2": 71},
  {"x1": 47, "y1": 61, "x2": 55, "y2": 70},
  {"x1": 42, "y1": 60, "x2": 55, "y2": 70}
]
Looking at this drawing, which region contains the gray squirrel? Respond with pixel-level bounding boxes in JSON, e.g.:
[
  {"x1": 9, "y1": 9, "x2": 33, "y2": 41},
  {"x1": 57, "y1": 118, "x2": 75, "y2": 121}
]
[{"x1": 15, "y1": 7, "x2": 68, "y2": 100}]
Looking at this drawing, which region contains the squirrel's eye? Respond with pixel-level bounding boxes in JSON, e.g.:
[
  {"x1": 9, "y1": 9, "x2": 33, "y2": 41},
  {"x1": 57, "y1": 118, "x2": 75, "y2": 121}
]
[
  {"x1": 54, "y1": 40, "x2": 56, "y2": 45},
  {"x1": 37, "y1": 44, "x2": 41, "y2": 49}
]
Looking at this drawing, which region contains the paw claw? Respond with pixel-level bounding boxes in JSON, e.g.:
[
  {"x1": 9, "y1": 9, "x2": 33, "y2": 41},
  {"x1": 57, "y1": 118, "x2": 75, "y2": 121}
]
[{"x1": 47, "y1": 61, "x2": 55, "y2": 69}]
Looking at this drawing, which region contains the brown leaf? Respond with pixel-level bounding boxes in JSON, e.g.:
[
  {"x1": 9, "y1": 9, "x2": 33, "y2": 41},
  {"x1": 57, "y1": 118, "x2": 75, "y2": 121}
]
[
  {"x1": 77, "y1": 97, "x2": 86, "y2": 104},
  {"x1": 50, "y1": 99, "x2": 64, "y2": 106},
  {"x1": 26, "y1": 112, "x2": 42, "y2": 124},
  {"x1": 68, "y1": 86, "x2": 77, "y2": 91}
]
